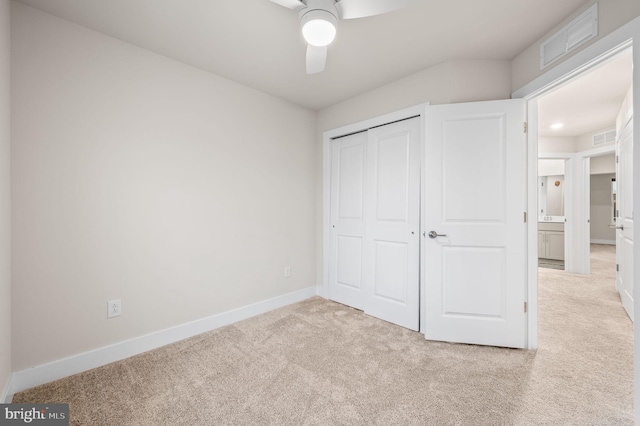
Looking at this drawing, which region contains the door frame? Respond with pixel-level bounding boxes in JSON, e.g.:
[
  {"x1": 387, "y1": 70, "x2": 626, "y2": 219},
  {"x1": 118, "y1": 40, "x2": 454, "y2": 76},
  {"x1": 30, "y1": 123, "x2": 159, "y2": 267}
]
[
  {"x1": 321, "y1": 103, "x2": 429, "y2": 330},
  {"x1": 513, "y1": 14, "x2": 639, "y2": 380}
]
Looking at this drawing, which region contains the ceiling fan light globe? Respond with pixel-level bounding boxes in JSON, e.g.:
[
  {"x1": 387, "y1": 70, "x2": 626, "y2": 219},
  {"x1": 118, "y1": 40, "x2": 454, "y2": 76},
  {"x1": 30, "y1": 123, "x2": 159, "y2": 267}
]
[{"x1": 301, "y1": 9, "x2": 337, "y2": 47}]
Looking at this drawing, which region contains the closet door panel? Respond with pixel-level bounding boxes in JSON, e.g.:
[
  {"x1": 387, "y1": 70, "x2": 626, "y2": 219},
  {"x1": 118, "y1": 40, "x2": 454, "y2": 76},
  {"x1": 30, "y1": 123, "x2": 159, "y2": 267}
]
[
  {"x1": 329, "y1": 132, "x2": 367, "y2": 309},
  {"x1": 364, "y1": 118, "x2": 421, "y2": 331}
]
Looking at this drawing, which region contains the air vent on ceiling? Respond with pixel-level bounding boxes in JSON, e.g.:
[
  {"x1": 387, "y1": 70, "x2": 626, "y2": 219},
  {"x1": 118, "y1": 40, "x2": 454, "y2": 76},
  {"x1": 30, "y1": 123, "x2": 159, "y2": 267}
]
[
  {"x1": 592, "y1": 129, "x2": 616, "y2": 146},
  {"x1": 540, "y1": 3, "x2": 598, "y2": 69}
]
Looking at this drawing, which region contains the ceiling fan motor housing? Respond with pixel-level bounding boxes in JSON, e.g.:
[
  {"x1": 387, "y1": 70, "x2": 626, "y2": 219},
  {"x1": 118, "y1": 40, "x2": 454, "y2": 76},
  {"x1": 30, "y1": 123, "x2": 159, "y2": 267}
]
[{"x1": 300, "y1": 0, "x2": 340, "y2": 46}]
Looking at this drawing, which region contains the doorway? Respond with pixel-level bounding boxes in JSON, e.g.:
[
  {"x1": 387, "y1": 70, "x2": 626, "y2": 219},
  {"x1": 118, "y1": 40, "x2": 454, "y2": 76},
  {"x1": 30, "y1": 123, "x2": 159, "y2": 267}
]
[{"x1": 535, "y1": 48, "x2": 633, "y2": 320}]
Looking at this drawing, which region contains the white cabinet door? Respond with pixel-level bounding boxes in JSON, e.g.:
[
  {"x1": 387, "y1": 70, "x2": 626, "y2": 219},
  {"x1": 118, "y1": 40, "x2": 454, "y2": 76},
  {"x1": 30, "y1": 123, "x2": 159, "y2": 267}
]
[
  {"x1": 363, "y1": 119, "x2": 421, "y2": 331},
  {"x1": 617, "y1": 114, "x2": 633, "y2": 322},
  {"x1": 423, "y1": 99, "x2": 527, "y2": 349},
  {"x1": 329, "y1": 131, "x2": 367, "y2": 310},
  {"x1": 538, "y1": 232, "x2": 546, "y2": 257},
  {"x1": 546, "y1": 231, "x2": 565, "y2": 260}
]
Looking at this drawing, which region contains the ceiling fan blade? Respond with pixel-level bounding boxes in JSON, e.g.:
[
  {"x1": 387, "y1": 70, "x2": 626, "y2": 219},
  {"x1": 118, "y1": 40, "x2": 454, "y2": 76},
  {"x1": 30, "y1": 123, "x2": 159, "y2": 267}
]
[
  {"x1": 269, "y1": 0, "x2": 306, "y2": 11},
  {"x1": 336, "y1": 0, "x2": 413, "y2": 19},
  {"x1": 306, "y1": 45, "x2": 327, "y2": 74}
]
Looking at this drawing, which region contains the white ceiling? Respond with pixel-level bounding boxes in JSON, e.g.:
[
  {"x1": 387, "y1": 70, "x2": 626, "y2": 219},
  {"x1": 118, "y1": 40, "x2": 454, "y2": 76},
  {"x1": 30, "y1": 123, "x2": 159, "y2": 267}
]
[
  {"x1": 14, "y1": 0, "x2": 590, "y2": 110},
  {"x1": 538, "y1": 49, "x2": 633, "y2": 138}
]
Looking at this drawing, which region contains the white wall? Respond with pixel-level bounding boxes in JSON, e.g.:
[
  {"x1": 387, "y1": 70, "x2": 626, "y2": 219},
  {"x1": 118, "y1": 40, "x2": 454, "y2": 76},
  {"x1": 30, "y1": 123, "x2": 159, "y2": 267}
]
[
  {"x1": 512, "y1": 0, "x2": 640, "y2": 91},
  {"x1": 590, "y1": 173, "x2": 616, "y2": 243},
  {"x1": 545, "y1": 176, "x2": 565, "y2": 216},
  {"x1": 591, "y1": 153, "x2": 616, "y2": 175},
  {"x1": 538, "y1": 136, "x2": 578, "y2": 153},
  {"x1": 538, "y1": 159, "x2": 565, "y2": 176},
  {"x1": 11, "y1": 4, "x2": 317, "y2": 371},
  {"x1": 0, "y1": 0, "x2": 10, "y2": 401}
]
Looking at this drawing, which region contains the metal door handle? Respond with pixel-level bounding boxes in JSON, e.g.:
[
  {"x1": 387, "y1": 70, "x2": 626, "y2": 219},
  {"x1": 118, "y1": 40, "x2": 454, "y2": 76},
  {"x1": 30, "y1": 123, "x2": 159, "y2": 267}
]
[
  {"x1": 428, "y1": 230, "x2": 447, "y2": 239},
  {"x1": 617, "y1": 225, "x2": 624, "y2": 230}
]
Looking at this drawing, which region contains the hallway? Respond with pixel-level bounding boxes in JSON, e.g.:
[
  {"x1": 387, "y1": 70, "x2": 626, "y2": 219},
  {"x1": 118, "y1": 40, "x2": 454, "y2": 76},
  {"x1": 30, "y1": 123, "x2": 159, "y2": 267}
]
[{"x1": 525, "y1": 244, "x2": 634, "y2": 423}]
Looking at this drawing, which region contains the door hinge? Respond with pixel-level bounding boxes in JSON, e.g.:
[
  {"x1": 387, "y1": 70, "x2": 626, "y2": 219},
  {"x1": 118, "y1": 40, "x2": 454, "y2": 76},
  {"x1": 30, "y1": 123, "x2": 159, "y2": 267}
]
[
  {"x1": 617, "y1": 264, "x2": 620, "y2": 272},
  {"x1": 523, "y1": 122, "x2": 528, "y2": 133},
  {"x1": 616, "y1": 155, "x2": 619, "y2": 163},
  {"x1": 524, "y1": 212, "x2": 527, "y2": 223},
  {"x1": 524, "y1": 302, "x2": 528, "y2": 313}
]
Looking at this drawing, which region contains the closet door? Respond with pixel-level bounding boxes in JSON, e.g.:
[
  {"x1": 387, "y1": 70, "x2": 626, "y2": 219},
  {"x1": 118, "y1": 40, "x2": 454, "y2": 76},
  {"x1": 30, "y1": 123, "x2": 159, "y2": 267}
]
[
  {"x1": 363, "y1": 118, "x2": 421, "y2": 330},
  {"x1": 328, "y1": 118, "x2": 421, "y2": 330},
  {"x1": 329, "y1": 131, "x2": 368, "y2": 310}
]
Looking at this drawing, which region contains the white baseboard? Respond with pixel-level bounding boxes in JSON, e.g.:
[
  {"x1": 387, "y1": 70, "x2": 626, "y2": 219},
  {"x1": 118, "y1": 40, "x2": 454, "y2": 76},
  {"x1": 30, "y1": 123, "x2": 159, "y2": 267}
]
[
  {"x1": 1, "y1": 375, "x2": 12, "y2": 403},
  {"x1": 591, "y1": 239, "x2": 616, "y2": 245},
  {"x1": 10, "y1": 286, "x2": 317, "y2": 395}
]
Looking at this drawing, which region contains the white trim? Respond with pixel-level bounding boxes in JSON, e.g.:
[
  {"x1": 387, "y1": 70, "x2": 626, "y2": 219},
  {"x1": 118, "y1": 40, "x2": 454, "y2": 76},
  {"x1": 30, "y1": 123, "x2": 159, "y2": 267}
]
[
  {"x1": 9, "y1": 286, "x2": 317, "y2": 395},
  {"x1": 591, "y1": 239, "x2": 616, "y2": 245},
  {"x1": 526, "y1": 99, "x2": 539, "y2": 349},
  {"x1": 579, "y1": 144, "x2": 616, "y2": 158},
  {"x1": 538, "y1": 152, "x2": 574, "y2": 159},
  {"x1": 1, "y1": 376, "x2": 12, "y2": 403}
]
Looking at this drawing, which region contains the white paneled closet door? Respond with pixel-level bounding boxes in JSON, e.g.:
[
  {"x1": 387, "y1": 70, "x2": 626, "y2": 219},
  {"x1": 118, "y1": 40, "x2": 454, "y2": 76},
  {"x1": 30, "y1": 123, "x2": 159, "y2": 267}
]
[
  {"x1": 329, "y1": 131, "x2": 368, "y2": 310},
  {"x1": 363, "y1": 119, "x2": 421, "y2": 330},
  {"x1": 329, "y1": 118, "x2": 421, "y2": 331}
]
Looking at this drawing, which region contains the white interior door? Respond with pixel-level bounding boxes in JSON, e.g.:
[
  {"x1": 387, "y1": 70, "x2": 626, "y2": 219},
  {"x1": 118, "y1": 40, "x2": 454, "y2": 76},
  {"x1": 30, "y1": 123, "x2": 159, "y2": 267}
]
[
  {"x1": 423, "y1": 99, "x2": 527, "y2": 348},
  {"x1": 329, "y1": 118, "x2": 420, "y2": 330},
  {"x1": 617, "y1": 113, "x2": 634, "y2": 321},
  {"x1": 363, "y1": 119, "x2": 421, "y2": 330},
  {"x1": 329, "y1": 131, "x2": 367, "y2": 310}
]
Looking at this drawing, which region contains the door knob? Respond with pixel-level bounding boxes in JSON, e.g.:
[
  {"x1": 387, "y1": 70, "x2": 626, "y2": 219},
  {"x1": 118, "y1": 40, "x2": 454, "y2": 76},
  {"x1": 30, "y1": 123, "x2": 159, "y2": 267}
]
[{"x1": 428, "y1": 230, "x2": 447, "y2": 239}]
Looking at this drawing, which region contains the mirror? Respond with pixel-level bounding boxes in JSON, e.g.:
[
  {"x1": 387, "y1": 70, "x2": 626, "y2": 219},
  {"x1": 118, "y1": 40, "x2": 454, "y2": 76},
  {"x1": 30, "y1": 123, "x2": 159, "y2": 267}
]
[{"x1": 538, "y1": 159, "x2": 565, "y2": 217}]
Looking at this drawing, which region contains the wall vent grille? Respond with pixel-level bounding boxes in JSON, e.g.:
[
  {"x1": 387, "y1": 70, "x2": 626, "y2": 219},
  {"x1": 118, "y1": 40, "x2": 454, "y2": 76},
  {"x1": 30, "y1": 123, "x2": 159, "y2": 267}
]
[
  {"x1": 540, "y1": 3, "x2": 598, "y2": 69},
  {"x1": 592, "y1": 129, "x2": 616, "y2": 146}
]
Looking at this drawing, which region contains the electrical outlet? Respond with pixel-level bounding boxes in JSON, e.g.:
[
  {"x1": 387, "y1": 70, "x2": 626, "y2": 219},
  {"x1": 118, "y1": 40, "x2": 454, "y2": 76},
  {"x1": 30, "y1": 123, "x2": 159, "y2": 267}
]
[
  {"x1": 284, "y1": 266, "x2": 291, "y2": 278},
  {"x1": 107, "y1": 299, "x2": 122, "y2": 318}
]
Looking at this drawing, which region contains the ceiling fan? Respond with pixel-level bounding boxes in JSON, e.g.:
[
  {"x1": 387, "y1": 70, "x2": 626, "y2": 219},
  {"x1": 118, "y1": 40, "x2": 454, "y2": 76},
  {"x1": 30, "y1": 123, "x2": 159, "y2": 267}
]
[{"x1": 270, "y1": 0, "x2": 413, "y2": 74}]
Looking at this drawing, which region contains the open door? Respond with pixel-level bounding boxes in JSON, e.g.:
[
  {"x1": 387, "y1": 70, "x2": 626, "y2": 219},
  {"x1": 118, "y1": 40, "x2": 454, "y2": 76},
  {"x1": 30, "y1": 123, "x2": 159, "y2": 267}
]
[
  {"x1": 616, "y1": 88, "x2": 634, "y2": 321},
  {"x1": 423, "y1": 99, "x2": 527, "y2": 348}
]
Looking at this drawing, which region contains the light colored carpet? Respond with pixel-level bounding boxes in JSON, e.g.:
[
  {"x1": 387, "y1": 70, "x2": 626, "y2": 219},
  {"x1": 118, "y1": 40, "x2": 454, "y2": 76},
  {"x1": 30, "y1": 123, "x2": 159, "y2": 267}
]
[{"x1": 13, "y1": 244, "x2": 633, "y2": 425}]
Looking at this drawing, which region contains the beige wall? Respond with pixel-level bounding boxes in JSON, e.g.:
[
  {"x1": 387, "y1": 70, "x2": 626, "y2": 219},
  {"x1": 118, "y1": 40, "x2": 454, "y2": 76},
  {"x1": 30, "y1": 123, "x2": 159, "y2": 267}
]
[
  {"x1": 317, "y1": 59, "x2": 512, "y2": 132},
  {"x1": 590, "y1": 173, "x2": 616, "y2": 242},
  {"x1": 539, "y1": 130, "x2": 617, "y2": 156},
  {"x1": 591, "y1": 154, "x2": 616, "y2": 175},
  {"x1": 512, "y1": 0, "x2": 640, "y2": 92},
  {"x1": 538, "y1": 136, "x2": 578, "y2": 153},
  {"x1": 0, "y1": 0, "x2": 10, "y2": 399},
  {"x1": 11, "y1": 4, "x2": 317, "y2": 370}
]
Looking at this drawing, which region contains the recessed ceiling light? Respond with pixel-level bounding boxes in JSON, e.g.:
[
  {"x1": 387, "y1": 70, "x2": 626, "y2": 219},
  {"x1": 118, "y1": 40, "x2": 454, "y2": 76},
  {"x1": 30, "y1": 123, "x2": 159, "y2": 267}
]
[{"x1": 551, "y1": 123, "x2": 564, "y2": 130}]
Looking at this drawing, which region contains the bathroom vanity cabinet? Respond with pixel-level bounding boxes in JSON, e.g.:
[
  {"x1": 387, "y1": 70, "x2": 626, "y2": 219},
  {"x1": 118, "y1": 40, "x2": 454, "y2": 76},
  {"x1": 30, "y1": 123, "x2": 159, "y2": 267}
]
[{"x1": 538, "y1": 222, "x2": 565, "y2": 261}]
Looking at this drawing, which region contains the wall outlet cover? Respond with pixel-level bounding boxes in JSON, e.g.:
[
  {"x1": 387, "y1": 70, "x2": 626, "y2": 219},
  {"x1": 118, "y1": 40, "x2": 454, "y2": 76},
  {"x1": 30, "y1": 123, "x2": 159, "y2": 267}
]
[{"x1": 108, "y1": 299, "x2": 122, "y2": 318}]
